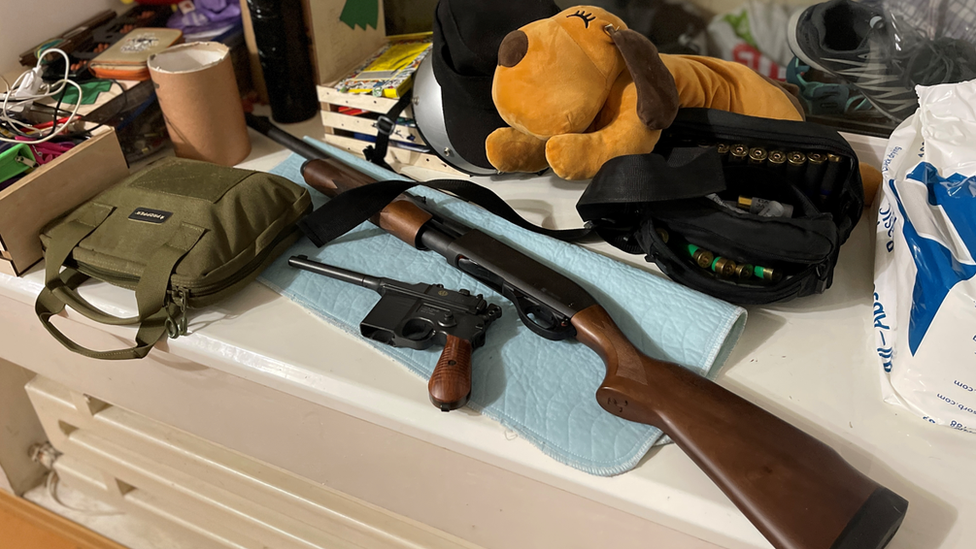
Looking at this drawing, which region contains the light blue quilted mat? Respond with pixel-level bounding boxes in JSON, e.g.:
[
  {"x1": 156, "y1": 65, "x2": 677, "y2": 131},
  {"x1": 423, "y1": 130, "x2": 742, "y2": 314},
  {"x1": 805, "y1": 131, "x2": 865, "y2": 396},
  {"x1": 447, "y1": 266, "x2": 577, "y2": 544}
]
[{"x1": 257, "y1": 143, "x2": 747, "y2": 476}]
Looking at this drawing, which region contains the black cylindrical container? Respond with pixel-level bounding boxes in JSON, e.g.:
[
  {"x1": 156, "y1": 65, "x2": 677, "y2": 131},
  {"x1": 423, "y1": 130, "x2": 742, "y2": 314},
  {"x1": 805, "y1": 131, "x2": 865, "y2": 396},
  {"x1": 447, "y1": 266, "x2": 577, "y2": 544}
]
[{"x1": 247, "y1": 0, "x2": 318, "y2": 123}]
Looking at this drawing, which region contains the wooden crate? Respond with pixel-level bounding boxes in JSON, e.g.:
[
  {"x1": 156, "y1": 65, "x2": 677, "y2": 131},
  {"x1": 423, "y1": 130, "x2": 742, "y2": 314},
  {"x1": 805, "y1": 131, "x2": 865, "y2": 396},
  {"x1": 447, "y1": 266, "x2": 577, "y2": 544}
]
[
  {"x1": 317, "y1": 85, "x2": 468, "y2": 178},
  {"x1": 0, "y1": 127, "x2": 129, "y2": 276}
]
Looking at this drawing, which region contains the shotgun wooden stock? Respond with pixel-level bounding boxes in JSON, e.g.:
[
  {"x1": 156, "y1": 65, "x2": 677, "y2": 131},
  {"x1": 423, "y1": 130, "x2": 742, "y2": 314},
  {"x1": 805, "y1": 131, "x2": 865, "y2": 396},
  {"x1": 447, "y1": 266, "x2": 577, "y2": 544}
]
[
  {"x1": 301, "y1": 159, "x2": 907, "y2": 549},
  {"x1": 573, "y1": 304, "x2": 905, "y2": 549}
]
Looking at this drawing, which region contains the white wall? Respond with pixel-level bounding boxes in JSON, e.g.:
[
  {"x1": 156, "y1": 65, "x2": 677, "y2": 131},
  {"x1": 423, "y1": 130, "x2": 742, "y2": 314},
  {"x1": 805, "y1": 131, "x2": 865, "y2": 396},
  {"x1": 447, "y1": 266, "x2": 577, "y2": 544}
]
[{"x1": 0, "y1": 0, "x2": 124, "y2": 75}]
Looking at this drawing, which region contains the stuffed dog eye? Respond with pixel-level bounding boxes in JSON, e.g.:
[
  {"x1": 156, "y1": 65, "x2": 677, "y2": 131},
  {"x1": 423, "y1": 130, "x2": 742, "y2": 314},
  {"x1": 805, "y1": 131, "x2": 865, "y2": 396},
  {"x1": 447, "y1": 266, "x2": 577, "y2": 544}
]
[{"x1": 566, "y1": 9, "x2": 596, "y2": 28}]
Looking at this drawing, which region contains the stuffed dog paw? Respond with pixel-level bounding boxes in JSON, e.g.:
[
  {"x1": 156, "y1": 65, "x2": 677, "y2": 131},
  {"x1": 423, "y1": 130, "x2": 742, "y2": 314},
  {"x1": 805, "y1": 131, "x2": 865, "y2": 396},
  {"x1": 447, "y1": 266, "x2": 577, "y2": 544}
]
[{"x1": 486, "y1": 5, "x2": 805, "y2": 180}]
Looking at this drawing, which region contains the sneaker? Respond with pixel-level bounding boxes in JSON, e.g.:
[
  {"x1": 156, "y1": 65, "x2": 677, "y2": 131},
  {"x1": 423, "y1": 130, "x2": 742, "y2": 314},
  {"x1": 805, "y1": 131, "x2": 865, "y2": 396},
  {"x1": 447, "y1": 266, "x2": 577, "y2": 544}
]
[
  {"x1": 786, "y1": 0, "x2": 918, "y2": 121},
  {"x1": 788, "y1": 0, "x2": 976, "y2": 122},
  {"x1": 786, "y1": 56, "x2": 876, "y2": 117}
]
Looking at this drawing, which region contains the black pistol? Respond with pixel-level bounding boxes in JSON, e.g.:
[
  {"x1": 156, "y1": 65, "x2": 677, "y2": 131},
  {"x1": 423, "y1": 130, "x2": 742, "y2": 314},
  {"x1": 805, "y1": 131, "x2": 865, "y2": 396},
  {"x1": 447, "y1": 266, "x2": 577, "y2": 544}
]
[{"x1": 288, "y1": 255, "x2": 502, "y2": 411}]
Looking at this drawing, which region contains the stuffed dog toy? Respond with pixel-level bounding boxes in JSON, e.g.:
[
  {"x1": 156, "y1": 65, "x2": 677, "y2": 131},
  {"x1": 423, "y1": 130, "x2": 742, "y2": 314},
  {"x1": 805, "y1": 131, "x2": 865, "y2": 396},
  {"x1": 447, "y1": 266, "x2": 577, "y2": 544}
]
[{"x1": 486, "y1": 5, "x2": 805, "y2": 180}]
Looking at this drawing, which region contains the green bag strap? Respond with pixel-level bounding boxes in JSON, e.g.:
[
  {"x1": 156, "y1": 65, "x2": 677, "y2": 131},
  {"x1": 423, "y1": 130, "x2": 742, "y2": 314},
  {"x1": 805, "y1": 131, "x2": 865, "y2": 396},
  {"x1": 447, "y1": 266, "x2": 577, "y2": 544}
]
[
  {"x1": 36, "y1": 279, "x2": 180, "y2": 360},
  {"x1": 36, "y1": 221, "x2": 206, "y2": 360},
  {"x1": 41, "y1": 203, "x2": 141, "y2": 325}
]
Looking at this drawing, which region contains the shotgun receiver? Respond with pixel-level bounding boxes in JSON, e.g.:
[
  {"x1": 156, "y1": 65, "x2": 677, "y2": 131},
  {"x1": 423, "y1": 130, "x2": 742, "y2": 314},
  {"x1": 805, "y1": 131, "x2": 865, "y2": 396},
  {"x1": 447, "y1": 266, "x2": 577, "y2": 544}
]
[{"x1": 245, "y1": 115, "x2": 908, "y2": 549}]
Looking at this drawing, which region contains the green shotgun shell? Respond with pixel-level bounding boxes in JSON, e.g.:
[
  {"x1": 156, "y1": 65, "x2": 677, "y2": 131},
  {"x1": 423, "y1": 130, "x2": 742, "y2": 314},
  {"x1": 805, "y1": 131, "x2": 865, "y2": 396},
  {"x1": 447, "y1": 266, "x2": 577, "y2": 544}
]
[
  {"x1": 686, "y1": 244, "x2": 714, "y2": 268},
  {"x1": 717, "y1": 143, "x2": 730, "y2": 156},
  {"x1": 753, "y1": 265, "x2": 783, "y2": 282},
  {"x1": 711, "y1": 256, "x2": 737, "y2": 278},
  {"x1": 735, "y1": 263, "x2": 755, "y2": 280}
]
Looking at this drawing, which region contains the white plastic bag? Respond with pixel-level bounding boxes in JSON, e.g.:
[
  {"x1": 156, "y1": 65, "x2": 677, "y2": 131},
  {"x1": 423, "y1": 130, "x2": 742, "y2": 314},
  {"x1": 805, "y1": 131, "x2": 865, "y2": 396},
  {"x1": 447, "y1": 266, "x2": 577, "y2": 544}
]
[
  {"x1": 707, "y1": 0, "x2": 795, "y2": 81},
  {"x1": 875, "y1": 79, "x2": 976, "y2": 433}
]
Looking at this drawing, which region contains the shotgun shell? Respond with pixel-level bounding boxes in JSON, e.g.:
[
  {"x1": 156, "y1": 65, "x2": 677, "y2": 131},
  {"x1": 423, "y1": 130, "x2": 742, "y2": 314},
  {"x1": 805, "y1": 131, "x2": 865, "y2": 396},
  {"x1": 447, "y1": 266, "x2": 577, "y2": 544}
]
[
  {"x1": 807, "y1": 152, "x2": 828, "y2": 165},
  {"x1": 806, "y1": 152, "x2": 828, "y2": 197},
  {"x1": 821, "y1": 153, "x2": 844, "y2": 201},
  {"x1": 686, "y1": 244, "x2": 714, "y2": 269},
  {"x1": 754, "y1": 265, "x2": 783, "y2": 283},
  {"x1": 767, "y1": 150, "x2": 787, "y2": 168},
  {"x1": 729, "y1": 144, "x2": 749, "y2": 163},
  {"x1": 735, "y1": 263, "x2": 755, "y2": 280},
  {"x1": 787, "y1": 151, "x2": 810, "y2": 194},
  {"x1": 716, "y1": 143, "x2": 730, "y2": 155},
  {"x1": 739, "y1": 196, "x2": 794, "y2": 218},
  {"x1": 711, "y1": 256, "x2": 737, "y2": 278},
  {"x1": 787, "y1": 151, "x2": 806, "y2": 166},
  {"x1": 748, "y1": 147, "x2": 768, "y2": 164},
  {"x1": 656, "y1": 228, "x2": 670, "y2": 244}
]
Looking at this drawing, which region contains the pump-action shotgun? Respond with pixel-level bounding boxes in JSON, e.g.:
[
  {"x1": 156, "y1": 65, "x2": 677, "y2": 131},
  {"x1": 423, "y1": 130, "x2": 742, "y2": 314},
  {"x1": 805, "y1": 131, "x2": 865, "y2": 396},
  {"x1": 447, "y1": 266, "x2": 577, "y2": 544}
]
[{"x1": 247, "y1": 114, "x2": 908, "y2": 549}]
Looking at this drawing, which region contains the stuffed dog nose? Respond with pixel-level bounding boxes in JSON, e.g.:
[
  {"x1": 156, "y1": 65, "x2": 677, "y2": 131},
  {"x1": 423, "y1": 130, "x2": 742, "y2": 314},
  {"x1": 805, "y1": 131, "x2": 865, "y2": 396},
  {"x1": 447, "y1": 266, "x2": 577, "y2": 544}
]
[{"x1": 498, "y1": 30, "x2": 528, "y2": 67}]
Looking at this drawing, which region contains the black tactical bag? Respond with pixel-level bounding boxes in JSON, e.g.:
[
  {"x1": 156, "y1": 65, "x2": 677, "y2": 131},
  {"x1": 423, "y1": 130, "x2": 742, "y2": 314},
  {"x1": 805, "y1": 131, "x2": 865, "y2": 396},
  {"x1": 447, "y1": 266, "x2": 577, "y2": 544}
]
[{"x1": 577, "y1": 108, "x2": 863, "y2": 305}]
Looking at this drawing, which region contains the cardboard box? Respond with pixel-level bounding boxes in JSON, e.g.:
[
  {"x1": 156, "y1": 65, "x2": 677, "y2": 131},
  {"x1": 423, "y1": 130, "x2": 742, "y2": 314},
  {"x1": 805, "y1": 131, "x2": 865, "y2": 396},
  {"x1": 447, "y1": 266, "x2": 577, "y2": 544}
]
[
  {"x1": 304, "y1": 0, "x2": 388, "y2": 85},
  {"x1": 0, "y1": 127, "x2": 129, "y2": 276}
]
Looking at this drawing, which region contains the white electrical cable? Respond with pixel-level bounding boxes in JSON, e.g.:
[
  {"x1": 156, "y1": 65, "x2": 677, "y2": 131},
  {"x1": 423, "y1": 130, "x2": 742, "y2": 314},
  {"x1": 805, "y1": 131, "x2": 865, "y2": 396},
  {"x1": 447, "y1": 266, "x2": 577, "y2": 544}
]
[
  {"x1": 45, "y1": 470, "x2": 123, "y2": 516},
  {"x1": 0, "y1": 48, "x2": 84, "y2": 144}
]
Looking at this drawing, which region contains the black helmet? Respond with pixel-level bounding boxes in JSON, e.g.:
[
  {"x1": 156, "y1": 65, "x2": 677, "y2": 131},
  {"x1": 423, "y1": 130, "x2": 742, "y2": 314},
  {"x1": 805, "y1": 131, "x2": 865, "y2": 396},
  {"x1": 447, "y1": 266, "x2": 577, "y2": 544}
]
[{"x1": 413, "y1": 0, "x2": 560, "y2": 175}]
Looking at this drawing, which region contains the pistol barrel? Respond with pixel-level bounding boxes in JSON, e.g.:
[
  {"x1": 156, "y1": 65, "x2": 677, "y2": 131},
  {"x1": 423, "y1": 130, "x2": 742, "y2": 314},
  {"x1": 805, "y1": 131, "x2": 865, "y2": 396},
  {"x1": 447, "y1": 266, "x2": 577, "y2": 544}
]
[{"x1": 288, "y1": 255, "x2": 383, "y2": 292}]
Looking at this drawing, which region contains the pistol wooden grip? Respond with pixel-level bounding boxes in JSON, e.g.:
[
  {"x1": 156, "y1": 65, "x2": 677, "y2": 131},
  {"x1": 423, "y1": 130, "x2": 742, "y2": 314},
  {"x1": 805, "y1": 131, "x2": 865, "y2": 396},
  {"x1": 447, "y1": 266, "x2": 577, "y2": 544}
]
[
  {"x1": 428, "y1": 335, "x2": 473, "y2": 411},
  {"x1": 571, "y1": 304, "x2": 906, "y2": 549}
]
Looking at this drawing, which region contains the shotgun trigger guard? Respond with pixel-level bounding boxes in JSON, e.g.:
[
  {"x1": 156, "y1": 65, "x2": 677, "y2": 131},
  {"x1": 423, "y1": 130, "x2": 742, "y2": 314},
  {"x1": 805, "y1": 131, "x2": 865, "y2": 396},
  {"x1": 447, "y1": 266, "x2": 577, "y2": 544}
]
[{"x1": 503, "y1": 286, "x2": 576, "y2": 341}]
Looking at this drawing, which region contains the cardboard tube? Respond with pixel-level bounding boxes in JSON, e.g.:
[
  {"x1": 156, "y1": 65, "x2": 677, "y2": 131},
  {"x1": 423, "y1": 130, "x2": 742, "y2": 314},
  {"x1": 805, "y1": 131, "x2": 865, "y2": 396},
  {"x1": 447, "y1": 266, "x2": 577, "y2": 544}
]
[{"x1": 148, "y1": 42, "x2": 251, "y2": 166}]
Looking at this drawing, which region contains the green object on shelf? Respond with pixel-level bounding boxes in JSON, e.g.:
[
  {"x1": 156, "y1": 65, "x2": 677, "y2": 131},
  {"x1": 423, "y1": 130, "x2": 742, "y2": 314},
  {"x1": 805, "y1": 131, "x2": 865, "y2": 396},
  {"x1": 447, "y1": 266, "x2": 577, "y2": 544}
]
[
  {"x1": 340, "y1": 0, "x2": 379, "y2": 30},
  {"x1": 57, "y1": 79, "x2": 112, "y2": 105},
  {"x1": 0, "y1": 144, "x2": 37, "y2": 185}
]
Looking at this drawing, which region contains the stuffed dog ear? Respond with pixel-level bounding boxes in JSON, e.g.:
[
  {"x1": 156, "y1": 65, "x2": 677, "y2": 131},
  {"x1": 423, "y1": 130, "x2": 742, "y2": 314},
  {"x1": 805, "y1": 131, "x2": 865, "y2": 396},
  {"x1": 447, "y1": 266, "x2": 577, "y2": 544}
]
[{"x1": 608, "y1": 27, "x2": 680, "y2": 130}]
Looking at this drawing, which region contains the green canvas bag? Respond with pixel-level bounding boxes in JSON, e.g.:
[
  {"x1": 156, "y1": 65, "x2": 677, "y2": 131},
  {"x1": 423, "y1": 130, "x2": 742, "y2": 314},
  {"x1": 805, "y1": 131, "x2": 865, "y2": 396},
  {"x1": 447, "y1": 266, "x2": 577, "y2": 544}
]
[{"x1": 36, "y1": 157, "x2": 311, "y2": 360}]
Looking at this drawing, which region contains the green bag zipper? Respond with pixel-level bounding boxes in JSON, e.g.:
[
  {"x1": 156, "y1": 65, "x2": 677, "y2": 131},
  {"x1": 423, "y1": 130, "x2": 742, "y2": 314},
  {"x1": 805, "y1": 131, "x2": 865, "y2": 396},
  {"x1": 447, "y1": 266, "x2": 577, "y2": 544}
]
[{"x1": 70, "y1": 226, "x2": 301, "y2": 308}]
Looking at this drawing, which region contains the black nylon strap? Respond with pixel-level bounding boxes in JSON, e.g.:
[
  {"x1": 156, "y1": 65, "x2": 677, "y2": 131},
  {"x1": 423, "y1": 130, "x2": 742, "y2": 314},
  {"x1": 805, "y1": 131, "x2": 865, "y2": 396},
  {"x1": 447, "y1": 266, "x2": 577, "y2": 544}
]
[
  {"x1": 299, "y1": 147, "x2": 726, "y2": 248},
  {"x1": 576, "y1": 148, "x2": 726, "y2": 224},
  {"x1": 363, "y1": 89, "x2": 414, "y2": 172},
  {"x1": 298, "y1": 178, "x2": 591, "y2": 247}
]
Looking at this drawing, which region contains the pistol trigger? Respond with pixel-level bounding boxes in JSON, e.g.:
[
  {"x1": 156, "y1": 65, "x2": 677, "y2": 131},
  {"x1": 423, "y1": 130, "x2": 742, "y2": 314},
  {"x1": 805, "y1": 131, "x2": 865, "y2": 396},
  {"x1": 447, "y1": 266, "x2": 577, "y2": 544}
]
[{"x1": 401, "y1": 317, "x2": 436, "y2": 342}]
